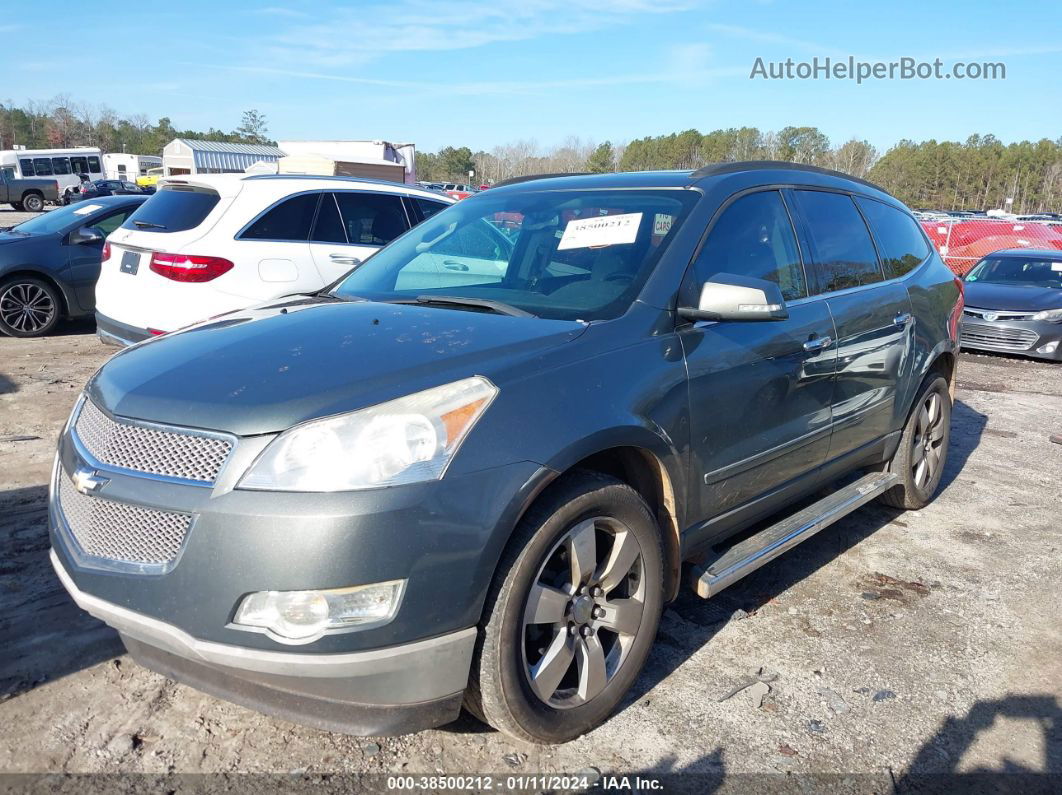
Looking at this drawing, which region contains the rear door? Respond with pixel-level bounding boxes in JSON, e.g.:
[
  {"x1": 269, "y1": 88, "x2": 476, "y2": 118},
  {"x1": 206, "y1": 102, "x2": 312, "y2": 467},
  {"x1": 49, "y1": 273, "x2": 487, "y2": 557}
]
[
  {"x1": 232, "y1": 191, "x2": 321, "y2": 295},
  {"x1": 308, "y1": 191, "x2": 411, "y2": 283},
  {"x1": 789, "y1": 189, "x2": 915, "y2": 461},
  {"x1": 680, "y1": 189, "x2": 836, "y2": 535}
]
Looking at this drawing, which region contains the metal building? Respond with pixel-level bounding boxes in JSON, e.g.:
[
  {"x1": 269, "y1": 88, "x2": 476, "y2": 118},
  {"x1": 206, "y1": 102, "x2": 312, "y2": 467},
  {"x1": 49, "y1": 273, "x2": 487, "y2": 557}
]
[{"x1": 161, "y1": 139, "x2": 284, "y2": 176}]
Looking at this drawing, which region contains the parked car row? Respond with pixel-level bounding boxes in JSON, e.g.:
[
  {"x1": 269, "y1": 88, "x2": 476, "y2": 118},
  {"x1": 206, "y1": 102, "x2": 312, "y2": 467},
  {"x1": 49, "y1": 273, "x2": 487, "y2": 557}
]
[
  {"x1": 0, "y1": 176, "x2": 452, "y2": 339},
  {"x1": 46, "y1": 163, "x2": 968, "y2": 745}
]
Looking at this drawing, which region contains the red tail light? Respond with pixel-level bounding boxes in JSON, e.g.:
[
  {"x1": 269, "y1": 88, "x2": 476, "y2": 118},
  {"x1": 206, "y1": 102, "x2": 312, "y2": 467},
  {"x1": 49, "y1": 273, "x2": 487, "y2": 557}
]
[
  {"x1": 101, "y1": 242, "x2": 111, "y2": 261},
  {"x1": 149, "y1": 252, "x2": 234, "y2": 282}
]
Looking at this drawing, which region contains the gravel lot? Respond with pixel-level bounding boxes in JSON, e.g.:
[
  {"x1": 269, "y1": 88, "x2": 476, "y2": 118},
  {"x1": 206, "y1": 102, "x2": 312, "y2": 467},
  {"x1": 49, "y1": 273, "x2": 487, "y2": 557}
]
[{"x1": 0, "y1": 310, "x2": 1059, "y2": 786}]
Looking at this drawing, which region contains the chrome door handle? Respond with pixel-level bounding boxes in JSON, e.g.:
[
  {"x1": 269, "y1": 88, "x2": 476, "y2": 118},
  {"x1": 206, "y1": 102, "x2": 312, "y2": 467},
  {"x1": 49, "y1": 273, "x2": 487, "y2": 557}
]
[
  {"x1": 329, "y1": 254, "x2": 361, "y2": 266},
  {"x1": 803, "y1": 335, "x2": 833, "y2": 352},
  {"x1": 894, "y1": 312, "x2": 913, "y2": 327},
  {"x1": 443, "y1": 260, "x2": 469, "y2": 271}
]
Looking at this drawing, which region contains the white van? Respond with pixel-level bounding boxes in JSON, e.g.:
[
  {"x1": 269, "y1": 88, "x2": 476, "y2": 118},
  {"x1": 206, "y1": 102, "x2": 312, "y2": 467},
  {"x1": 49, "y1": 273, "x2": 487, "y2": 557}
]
[
  {"x1": 0, "y1": 147, "x2": 103, "y2": 201},
  {"x1": 95, "y1": 174, "x2": 455, "y2": 345}
]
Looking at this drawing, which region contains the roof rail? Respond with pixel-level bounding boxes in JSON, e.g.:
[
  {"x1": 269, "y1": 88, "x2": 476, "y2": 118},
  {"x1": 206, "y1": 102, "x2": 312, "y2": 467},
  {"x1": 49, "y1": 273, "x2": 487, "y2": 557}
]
[
  {"x1": 493, "y1": 172, "x2": 591, "y2": 188},
  {"x1": 690, "y1": 160, "x2": 888, "y2": 194}
]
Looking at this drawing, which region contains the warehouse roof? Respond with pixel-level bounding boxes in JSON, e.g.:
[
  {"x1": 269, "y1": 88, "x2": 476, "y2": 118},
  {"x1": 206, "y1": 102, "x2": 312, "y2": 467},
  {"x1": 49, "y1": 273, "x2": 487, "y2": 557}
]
[{"x1": 168, "y1": 138, "x2": 285, "y2": 173}]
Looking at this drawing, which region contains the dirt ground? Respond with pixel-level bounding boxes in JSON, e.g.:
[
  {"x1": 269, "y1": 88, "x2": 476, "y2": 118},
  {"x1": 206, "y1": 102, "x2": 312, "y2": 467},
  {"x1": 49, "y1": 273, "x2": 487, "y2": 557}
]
[{"x1": 0, "y1": 310, "x2": 1060, "y2": 788}]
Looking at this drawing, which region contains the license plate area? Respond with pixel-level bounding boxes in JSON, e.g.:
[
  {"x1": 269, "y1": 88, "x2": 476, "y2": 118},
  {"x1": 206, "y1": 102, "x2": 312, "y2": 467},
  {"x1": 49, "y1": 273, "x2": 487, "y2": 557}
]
[{"x1": 120, "y1": 250, "x2": 140, "y2": 275}]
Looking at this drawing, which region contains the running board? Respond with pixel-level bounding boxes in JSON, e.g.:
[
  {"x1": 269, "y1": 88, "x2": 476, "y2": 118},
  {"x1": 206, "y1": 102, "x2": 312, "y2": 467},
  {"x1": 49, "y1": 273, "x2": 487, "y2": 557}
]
[{"x1": 689, "y1": 471, "x2": 899, "y2": 599}]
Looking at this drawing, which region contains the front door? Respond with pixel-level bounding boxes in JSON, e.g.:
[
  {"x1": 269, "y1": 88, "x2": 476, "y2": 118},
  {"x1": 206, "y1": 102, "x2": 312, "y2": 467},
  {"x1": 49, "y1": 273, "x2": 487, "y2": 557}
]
[
  {"x1": 680, "y1": 190, "x2": 836, "y2": 536},
  {"x1": 64, "y1": 206, "x2": 137, "y2": 312}
]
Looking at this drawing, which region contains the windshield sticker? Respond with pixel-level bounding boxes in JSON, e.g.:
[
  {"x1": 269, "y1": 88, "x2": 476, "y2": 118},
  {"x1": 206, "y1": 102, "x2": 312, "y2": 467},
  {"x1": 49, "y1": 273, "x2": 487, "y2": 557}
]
[
  {"x1": 653, "y1": 213, "x2": 674, "y2": 236},
  {"x1": 1052, "y1": 262, "x2": 1062, "y2": 272},
  {"x1": 558, "y1": 212, "x2": 642, "y2": 250},
  {"x1": 73, "y1": 204, "x2": 104, "y2": 215}
]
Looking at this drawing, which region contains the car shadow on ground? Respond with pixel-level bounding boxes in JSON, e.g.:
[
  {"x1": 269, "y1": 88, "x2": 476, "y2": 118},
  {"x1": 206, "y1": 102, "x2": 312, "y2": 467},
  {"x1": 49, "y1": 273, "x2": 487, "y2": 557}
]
[
  {"x1": 0, "y1": 484, "x2": 124, "y2": 700},
  {"x1": 618, "y1": 693, "x2": 1061, "y2": 791}
]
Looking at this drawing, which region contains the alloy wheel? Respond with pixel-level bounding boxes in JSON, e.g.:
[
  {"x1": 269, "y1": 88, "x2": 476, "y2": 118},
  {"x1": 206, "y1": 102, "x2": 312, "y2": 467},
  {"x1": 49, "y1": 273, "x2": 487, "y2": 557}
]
[
  {"x1": 521, "y1": 516, "x2": 646, "y2": 709},
  {"x1": 912, "y1": 391, "x2": 945, "y2": 490},
  {"x1": 0, "y1": 282, "x2": 56, "y2": 334}
]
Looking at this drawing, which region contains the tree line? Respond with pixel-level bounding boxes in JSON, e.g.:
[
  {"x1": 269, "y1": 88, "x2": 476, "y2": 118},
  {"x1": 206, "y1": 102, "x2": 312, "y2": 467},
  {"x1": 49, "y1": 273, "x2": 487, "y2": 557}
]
[
  {"x1": 4, "y1": 97, "x2": 1058, "y2": 213},
  {"x1": 418, "y1": 128, "x2": 1062, "y2": 214},
  {"x1": 0, "y1": 96, "x2": 273, "y2": 155}
]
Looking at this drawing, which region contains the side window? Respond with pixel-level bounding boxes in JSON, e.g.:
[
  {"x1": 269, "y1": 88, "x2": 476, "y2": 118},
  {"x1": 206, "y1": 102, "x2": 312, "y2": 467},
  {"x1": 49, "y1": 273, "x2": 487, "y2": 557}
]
[
  {"x1": 241, "y1": 193, "x2": 319, "y2": 241},
  {"x1": 335, "y1": 192, "x2": 408, "y2": 246},
  {"x1": 52, "y1": 157, "x2": 71, "y2": 175},
  {"x1": 19, "y1": 158, "x2": 34, "y2": 176},
  {"x1": 435, "y1": 220, "x2": 509, "y2": 261},
  {"x1": 855, "y1": 198, "x2": 930, "y2": 277},
  {"x1": 692, "y1": 190, "x2": 807, "y2": 301},
  {"x1": 2, "y1": 167, "x2": 14, "y2": 180},
  {"x1": 413, "y1": 197, "x2": 449, "y2": 221},
  {"x1": 87, "y1": 156, "x2": 102, "y2": 174},
  {"x1": 117, "y1": 164, "x2": 127, "y2": 175},
  {"x1": 33, "y1": 158, "x2": 53, "y2": 176},
  {"x1": 311, "y1": 193, "x2": 346, "y2": 243},
  {"x1": 69, "y1": 156, "x2": 88, "y2": 175},
  {"x1": 793, "y1": 190, "x2": 883, "y2": 292},
  {"x1": 91, "y1": 210, "x2": 134, "y2": 237}
]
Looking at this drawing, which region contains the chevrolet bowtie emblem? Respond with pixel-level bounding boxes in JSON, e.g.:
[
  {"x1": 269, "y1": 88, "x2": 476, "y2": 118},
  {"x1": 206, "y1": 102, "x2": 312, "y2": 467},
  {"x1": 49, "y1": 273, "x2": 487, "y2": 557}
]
[{"x1": 71, "y1": 466, "x2": 109, "y2": 495}]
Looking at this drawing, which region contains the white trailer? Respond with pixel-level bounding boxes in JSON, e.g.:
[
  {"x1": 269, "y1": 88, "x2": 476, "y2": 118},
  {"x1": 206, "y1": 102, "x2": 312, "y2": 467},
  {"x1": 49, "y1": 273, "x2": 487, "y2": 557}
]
[{"x1": 102, "y1": 153, "x2": 163, "y2": 182}]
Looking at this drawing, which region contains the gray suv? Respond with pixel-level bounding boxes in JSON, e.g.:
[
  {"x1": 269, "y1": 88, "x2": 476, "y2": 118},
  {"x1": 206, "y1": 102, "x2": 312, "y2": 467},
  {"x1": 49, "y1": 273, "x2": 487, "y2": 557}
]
[{"x1": 50, "y1": 163, "x2": 962, "y2": 743}]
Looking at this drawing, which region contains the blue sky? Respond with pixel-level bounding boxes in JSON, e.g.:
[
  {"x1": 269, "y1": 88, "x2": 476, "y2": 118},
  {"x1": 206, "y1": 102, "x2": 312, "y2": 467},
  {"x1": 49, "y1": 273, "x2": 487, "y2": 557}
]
[{"x1": 3, "y1": 0, "x2": 1060, "y2": 154}]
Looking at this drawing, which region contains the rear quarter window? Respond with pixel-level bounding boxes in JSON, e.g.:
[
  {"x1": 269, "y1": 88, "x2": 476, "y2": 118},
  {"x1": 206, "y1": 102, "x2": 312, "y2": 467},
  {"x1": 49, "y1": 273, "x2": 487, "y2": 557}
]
[
  {"x1": 855, "y1": 197, "x2": 930, "y2": 277},
  {"x1": 122, "y1": 187, "x2": 221, "y2": 233}
]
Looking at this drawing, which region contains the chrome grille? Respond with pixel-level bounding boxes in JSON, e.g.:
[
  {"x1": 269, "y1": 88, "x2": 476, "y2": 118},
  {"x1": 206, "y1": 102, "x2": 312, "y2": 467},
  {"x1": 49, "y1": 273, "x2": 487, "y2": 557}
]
[
  {"x1": 961, "y1": 321, "x2": 1038, "y2": 351},
  {"x1": 57, "y1": 475, "x2": 191, "y2": 565},
  {"x1": 963, "y1": 307, "x2": 1036, "y2": 322},
  {"x1": 74, "y1": 398, "x2": 232, "y2": 483}
]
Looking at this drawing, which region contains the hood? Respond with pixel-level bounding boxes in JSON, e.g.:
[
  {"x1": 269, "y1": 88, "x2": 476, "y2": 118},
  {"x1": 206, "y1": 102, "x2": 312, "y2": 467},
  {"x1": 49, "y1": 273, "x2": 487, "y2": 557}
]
[
  {"x1": 964, "y1": 281, "x2": 1062, "y2": 312},
  {"x1": 88, "y1": 298, "x2": 587, "y2": 435}
]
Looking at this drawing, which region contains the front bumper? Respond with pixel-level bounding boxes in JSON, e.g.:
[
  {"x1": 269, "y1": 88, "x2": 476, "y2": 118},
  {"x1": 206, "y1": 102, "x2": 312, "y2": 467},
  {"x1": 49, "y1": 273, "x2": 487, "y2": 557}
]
[
  {"x1": 959, "y1": 316, "x2": 1062, "y2": 361},
  {"x1": 95, "y1": 311, "x2": 152, "y2": 347},
  {"x1": 52, "y1": 550, "x2": 473, "y2": 734}
]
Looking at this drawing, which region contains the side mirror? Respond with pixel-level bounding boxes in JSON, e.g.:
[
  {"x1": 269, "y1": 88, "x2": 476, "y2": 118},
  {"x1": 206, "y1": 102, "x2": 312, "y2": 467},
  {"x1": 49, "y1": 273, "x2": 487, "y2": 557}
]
[
  {"x1": 69, "y1": 226, "x2": 104, "y2": 246},
  {"x1": 678, "y1": 273, "x2": 789, "y2": 322}
]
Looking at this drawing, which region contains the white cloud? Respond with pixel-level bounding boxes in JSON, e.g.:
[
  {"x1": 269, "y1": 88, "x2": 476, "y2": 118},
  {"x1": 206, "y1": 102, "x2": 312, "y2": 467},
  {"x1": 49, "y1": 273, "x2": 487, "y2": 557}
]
[{"x1": 255, "y1": 0, "x2": 697, "y2": 68}]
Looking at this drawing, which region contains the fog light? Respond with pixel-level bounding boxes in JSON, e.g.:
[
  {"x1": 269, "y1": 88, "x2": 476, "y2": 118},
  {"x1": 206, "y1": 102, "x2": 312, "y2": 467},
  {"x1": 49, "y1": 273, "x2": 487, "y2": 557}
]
[
  {"x1": 233, "y1": 581, "x2": 404, "y2": 642},
  {"x1": 1036, "y1": 341, "x2": 1059, "y2": 354}
]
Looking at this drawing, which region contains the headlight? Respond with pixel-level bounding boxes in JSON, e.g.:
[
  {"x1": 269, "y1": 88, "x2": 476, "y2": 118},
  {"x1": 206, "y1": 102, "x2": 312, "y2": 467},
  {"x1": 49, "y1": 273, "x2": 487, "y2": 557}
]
[
  {"x1": 1032, "y1": 308, "x2": 1062, "y2": 323},
  {"x1": 239, "y1": 376, "x2": 498, "y2": 491}
]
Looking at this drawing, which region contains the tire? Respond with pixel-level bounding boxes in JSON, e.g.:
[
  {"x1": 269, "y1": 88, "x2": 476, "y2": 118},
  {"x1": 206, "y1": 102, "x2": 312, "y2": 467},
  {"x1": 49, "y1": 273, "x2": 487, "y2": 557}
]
[
  {"x1": 0, "y1": 276, "x2": 62, "y2": 337},
  {"x1": 22, "y1": 193, "x2": 44, "y2": 213},
  {"x1": 467, "y1": 470, "x2": 664, "y2": 744},
  {"x1": 10, "y1": 202, "x2": 24, "y2": 212},
  {"x1": 877, "y1": 375, "x2": 951, "y2": 510}
]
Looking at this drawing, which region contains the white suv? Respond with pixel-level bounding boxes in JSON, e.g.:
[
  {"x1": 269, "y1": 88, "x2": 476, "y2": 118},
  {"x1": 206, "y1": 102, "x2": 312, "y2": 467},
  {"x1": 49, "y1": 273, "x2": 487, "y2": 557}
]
[{"x1": 95, "y1": 174, "x2": 454, "y2": 345}]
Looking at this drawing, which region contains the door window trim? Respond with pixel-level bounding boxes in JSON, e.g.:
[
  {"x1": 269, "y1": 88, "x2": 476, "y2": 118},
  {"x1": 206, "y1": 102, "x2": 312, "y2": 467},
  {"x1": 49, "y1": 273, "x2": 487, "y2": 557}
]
[{"x1": 236, "y1": 188, "x2": 414, "y2": 246}]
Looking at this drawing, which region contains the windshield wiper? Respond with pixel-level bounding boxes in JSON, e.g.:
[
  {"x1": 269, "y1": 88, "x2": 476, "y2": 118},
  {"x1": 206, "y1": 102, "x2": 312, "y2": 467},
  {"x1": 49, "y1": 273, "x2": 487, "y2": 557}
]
[
  {"x1": 133, "y1": 220, "x2": 167, "y2": 230},
  {"x1": 405, "y1": 295, "x2": 535, "y2": 317}
]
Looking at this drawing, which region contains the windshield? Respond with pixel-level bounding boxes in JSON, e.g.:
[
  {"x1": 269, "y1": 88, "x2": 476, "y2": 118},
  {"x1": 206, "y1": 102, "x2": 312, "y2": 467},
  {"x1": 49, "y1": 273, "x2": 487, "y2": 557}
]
[
  {"x1": 332, "y1": 188, "x2": 696, "y2": 321},
  {"x1": 7, "y1": 202, "x2": 110, "y2": 236},
  {"x1": 966, "y1": 256, "x2": 1062, "y2": 289}
]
